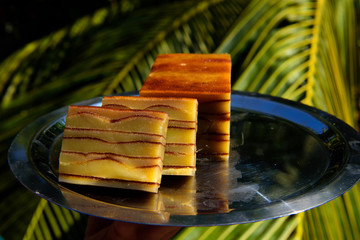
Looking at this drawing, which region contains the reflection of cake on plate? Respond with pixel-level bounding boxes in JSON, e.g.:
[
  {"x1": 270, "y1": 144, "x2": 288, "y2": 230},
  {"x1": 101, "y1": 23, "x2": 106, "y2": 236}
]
[
  {"x1": 102, "y1": 96, "x2": 198, "y2": 176},
  {"x1": 140, "y1": 53, "x2": 231, "y2": 161},
  {"x1": 60, "y1": 185, "x2": 170, "y2": 224},
  {"x1": 159, "y1": 176, "x2": 197, "y2": 215},
  {"x1": 58, "y1": 105, "x2": 168, "y2": 193},
  {"x1": 196, "y1": 160, "x2": 229, "y2": 213}
]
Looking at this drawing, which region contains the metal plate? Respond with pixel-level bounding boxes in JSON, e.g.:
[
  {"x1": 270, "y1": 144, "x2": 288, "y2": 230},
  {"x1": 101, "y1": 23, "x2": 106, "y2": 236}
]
[{"x1": 8, "y1": 91, "x2": 360, "y2": 226}]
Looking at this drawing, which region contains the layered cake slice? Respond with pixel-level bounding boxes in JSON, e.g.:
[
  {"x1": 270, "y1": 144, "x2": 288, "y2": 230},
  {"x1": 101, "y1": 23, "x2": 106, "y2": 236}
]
[
  {"x1": 102, "y1": 96, "x2": 198, "y2": 176},
  {"x1": 140, "y1": 53, "x2": 231, "y2": 161},
  {"x1": 58, "y1": 105, "x2": 169, "y2": 193}
]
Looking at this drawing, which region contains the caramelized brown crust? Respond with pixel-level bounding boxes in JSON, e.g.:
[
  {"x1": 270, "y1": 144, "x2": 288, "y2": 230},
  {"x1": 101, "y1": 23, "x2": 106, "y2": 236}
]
[{"x1": 140, "y1": 53, "x2": 231, "y2": 102}]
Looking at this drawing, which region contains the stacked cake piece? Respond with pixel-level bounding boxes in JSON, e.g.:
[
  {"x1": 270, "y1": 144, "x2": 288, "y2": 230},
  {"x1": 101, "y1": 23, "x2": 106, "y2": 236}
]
[
  {"x1": 58, "y1": 105, "x2": 168, "y2": 193},
  {"x1": 102, "y1": 96, "x2": 198, "y2": 176},
  {"x1": 140, "y1": 53, "x2": 231, "y2": 161}
]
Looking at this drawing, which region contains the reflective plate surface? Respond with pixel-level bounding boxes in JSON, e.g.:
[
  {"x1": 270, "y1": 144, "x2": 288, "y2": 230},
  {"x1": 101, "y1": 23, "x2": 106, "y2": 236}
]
[{"x1": 8, "y1": 91, "x2": 360, "y2": 226}]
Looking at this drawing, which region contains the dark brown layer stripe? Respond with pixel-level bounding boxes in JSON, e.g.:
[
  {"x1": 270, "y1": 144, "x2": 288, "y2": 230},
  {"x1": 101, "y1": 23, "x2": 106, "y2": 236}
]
[
  {"x1": 156, "y1": 55, "x2": 231, "y2": 63},
  {"x1": 197, "y1": 133, "x2": 230, "y2": 137},
  {"x1": 169, "y1": 120, "x2": 196, "y2": 124},
  {"x1": 144, "y1": 104, "x2": 181, "y2": 111},
  {"x1": 197, "y1": 139, "x2": 230, "y2": 143},
  {"x1": 101, "y1": 104, "x2": 130, "y2": 109},
  {"x1": 136, "y1": 165, "x2": 162, "y2": 169},
  {"x1": 62, "y1": 137, "x2": 165, "y2": 146},
  {"x1": 59, "y1": 173, "x2": 159, "y2": 186},
  {"x1": 199, "y1": 99, "x2": 231, "y2": 104},
  {"x1": 166, "y1": 143, "x2": 196, "y2": 146},
  {"x1": 68, "y1": 157, "x2": 126, "y2": 164},
  {"x1": 61, "y1": 151, "x2": 161, "y2": 160},
  {"x1": 65, "y1": 127, "x2": 166, "y2": 139},
  {"x1": 197, "y1": 153, "x2": 229, "y2": 157},
  {"x1": 163, "y1": 166, "x2": 196, "y2": 169},
  {"x1": 198, "y1": 113, "x2": 230, "y2": 118},
  {"x1": 68, "y1": 111, "x2": 166, "y2": 122},
  {"x1": 63, "y1": 158, "x2": 161, "y2": 169},
  {"x1": 168, "y1": 126, "x2": 196, "y2": 130},
  {"x1": 150, "y1": 63, "x2": 230, "y2": 74},
  {"x1": 165, "y1": 151, "x2": 187, "y2": 156},
  {"x1": 103, "y1": 104, "x2": 182, "y2": 112}
]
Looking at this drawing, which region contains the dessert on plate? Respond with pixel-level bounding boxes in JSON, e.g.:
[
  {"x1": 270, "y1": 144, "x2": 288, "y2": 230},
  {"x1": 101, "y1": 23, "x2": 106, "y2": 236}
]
[{"x1": 58, "y1": 105, "x2": 169, "y2": 193}]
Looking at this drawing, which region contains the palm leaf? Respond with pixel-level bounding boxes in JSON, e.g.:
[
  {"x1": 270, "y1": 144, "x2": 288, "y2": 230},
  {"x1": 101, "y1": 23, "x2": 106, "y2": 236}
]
[
  {"x1": 0, "y1": 0, "x2": 358, "y2": 239},
  {"x1": 227, "y1": 0, "x2": 359, "y2": 239},
  {"x1": 22, "y1": 199, "x2": 85, "y2": 240},
  {"x1": 179, "y1": 0, "x2": 358, "y2": 239},
  {"x1": 173, "y1": 214, "x2": 304, "y2": 240}
]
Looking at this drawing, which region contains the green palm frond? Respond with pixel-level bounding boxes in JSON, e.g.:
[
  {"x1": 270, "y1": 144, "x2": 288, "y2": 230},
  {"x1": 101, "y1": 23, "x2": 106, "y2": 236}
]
[
  {"x1": 179, "y1": 0, "x2": 358, "y2": 239},
  {"x1": 0, "y1": 0, "x2": 358, "y2": 239},
  {"x1": 227, "y1": 0, "x2": 358, "y2": 239},
  {"x1": 226, "y1": 0, "x2": 358, "y2": 127},
  {"x1": 22, "y1": 199, "x2": 85, "y2": 240},
  {"x1": 174, "y1": 214, "x2": 304, "y2": 240}
]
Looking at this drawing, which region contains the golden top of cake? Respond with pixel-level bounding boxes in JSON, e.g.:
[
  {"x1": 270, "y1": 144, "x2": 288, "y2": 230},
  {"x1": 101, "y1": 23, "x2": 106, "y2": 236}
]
[
  {"x1": 66, "y1": 105, "x2": 169, "y2": 135},
  {"x1": 102, "y1": 96, "x2": 198, "y2": 122},
  {"x1": 140, "y1": 53, "x2": 231, "y2": 101}
]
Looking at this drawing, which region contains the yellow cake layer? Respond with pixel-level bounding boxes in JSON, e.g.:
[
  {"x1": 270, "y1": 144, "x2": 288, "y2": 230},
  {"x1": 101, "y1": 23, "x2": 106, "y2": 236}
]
[
  {"x1": 59, "y1": 174, "x2": 160, "y2": 193},
  {"x1": 196, "y1": 139, "x2": 230, "y2": 154},
  {"x1": 162, "y1": 167, "x2": 196, "y2": 176},
  {"x1": 166, "y1": 127, "x2": 196, "y2": 143},
  {"x1": 66, "y1": 105, "x2": 168, "y2": 135},
  {"x1": 60, "y1": 159, "x2": 162, "y2": 183},
  {"x1": 165, "y1": 143, "x2": 196, "y2": 155},
  {"x1": 102, "y1": 96, "x2": 198, "y2": 121},
  {"x1": 61, "y1": 138, "x2": 165, "y2": 158},
  {"x1": 60, "y1": 151, "x2": 162, "y2": 168},
  {"x1": 163, "y1": 152, "x2": 195, "y2": 166},
  {"x1": 198, "y1": 100, "x2": 231, "y2": 114},
  {"x1": 168, "y1": 120, "x2": 196, "y2": 129},
  {"x1": 197, "y1": 117, "x2": 231, "y2": 135},
  {"x1": 63, "y1": 128, "x2": 166, "y2": 146}
]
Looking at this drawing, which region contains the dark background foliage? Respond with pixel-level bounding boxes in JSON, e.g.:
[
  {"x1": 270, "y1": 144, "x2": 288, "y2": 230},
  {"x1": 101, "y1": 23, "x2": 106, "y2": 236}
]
[
  {"x1": 0, "y1": 0, "x2": 184, "y2": 61},
  {"x1": 0, "y1": 0, "x2": 112, "y2": 60}
]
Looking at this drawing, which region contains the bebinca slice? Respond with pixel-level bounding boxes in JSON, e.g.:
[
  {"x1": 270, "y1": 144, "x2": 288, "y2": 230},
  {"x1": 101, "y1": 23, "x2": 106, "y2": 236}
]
[
  {"x1": 140, "y1": 53, "x2": 231, "y2": 161},
  {"x1": 102, "y1": 96, "x2": 198, "y2": 176},
  {"x1": 58, "y1": 105, "x2": 169, "y2": 193}
]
